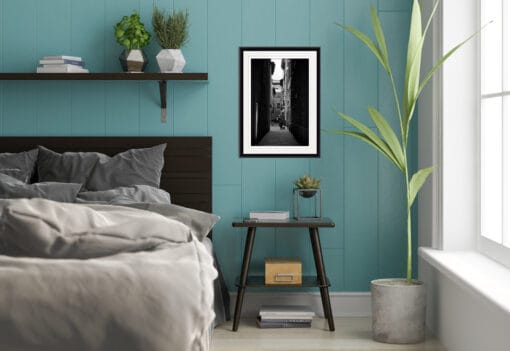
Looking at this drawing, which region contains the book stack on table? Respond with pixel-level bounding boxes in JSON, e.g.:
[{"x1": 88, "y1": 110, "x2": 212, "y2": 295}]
[
  {"x1": 257, "y1": 305, "x2": 314, "y2": 328},
  {"x1": 249, "y1": 210, "x2": 289, "y2": 221},
  {"x1": 36, "y1": 56, "x2": 88, "y2": 73}
]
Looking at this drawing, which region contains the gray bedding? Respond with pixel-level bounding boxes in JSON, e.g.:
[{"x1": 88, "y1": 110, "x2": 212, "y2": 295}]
[{"x1": 0, "y1": 198, "x2": 218, "y2": 351}]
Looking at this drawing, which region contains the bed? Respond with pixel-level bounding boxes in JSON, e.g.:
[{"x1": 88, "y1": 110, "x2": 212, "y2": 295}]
[{"x1": 0, "y1": 136, "x2": 228, "y2": 351}]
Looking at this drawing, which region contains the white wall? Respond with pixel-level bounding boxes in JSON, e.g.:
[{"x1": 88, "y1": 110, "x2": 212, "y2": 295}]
[
  {"x1": 422, "y1": 262, "x2": 510, "y2": 351},
  {"x1": 419, "y1": 0, "x2": 510, "y2": 350}
]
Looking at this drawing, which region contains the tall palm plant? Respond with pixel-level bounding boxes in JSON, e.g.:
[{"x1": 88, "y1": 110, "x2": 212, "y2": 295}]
[{"x1": 329, "y1": 0, "x2": 477, "y2": 283}]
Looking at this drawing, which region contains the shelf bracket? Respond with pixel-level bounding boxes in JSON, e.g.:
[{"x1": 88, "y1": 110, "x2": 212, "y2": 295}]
[{"x1": 159, "y1": 80, "x2": 167, "y2": 123}]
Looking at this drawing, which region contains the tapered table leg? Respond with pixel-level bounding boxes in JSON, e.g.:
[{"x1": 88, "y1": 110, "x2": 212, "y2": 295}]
[
  {"x1": 309, "y1": 227, "x2": 335, "y2": 331},
  {"x1": 232, "y1": 226, "x2": 256, "y2": 331}
]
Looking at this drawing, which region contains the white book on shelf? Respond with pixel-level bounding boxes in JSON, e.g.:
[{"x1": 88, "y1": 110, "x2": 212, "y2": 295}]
[
  {"x1": 249, "y1": 210, "x2": 289, "y2": 220},
  {"x1": 43, "y1": 55, "x2": 82, "y2": 61},
  {"x1": 37, "y1": 66, "x2": 89, "y2": 73},
  {"x1": 39, "y1": 59, "x2": 84, "y2": 66},
  {"x1": 258, "y1": 305, "x2": 314, "y2": 319}
]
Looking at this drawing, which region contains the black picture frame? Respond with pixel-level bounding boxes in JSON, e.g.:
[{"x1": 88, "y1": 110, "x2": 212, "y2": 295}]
[{"x1": 239, "y1": 47, "x2": 320, "y2": 157}]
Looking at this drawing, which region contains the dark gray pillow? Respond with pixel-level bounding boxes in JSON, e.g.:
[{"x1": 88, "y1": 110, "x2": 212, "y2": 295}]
[
  {"x1": 86, "y1": 144, "x2": 166, "y2": 191},
  {"x1": 77, "y1": 185, "x2": 171, "y2": 205},
  {"x1": 0, "y1": 173, "x2": 81, "y2": 203},
  {"x1": 37, "y1": 146, "x2": 100, "y2": 185},
  {"x1": 0, "y1": 149, "x2": 38, "y2": 182}
]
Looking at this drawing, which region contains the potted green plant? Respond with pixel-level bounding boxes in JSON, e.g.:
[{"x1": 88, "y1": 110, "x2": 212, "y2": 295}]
[
  {"x1": 114, "y1": 11, "x2": 151, "y2": 72},
  {"x1": 152, "y1": 7, "x2": 189, "y2": 73},
  {"x1": 293, "y1": 175, "x2": 321, "y2": 198},
  {"x1": 329, "y1": 0, "x2": 477, "y2": 344}
]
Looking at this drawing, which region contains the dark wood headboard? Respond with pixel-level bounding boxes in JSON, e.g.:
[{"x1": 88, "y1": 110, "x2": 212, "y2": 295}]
[{"x1": 0, "y1": 137, "x2": 212, "y2": 213}]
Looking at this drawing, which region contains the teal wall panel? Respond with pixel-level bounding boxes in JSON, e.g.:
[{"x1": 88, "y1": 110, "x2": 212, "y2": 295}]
[
  {"x1": 276, "y1": 0, "x2": 310, "y2": 45},
  {"x1": 242, "y1": 0, "x2": 276, "y2": 46},
  {"x1": 208, "y1": 0, "x2": 242, "y2": 185},
  {"x1": 378, "y1": 0, "x2": 413, "y2": 12},
  {"x1": 70, "y1": 81, "x2": 106, "y2": 136},
  {"x1": 0, "y1": 0, "x2": 412, "y2": 292},
  {"x1": 344, "y1": 135, "x2": 379, "y2": 291},
  {"x1": 377, "y1": 12, "x2": 410, "y2": 277}
]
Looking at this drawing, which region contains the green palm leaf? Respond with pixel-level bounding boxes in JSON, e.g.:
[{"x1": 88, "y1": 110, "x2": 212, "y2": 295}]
[
  {"x1": 409, "y1": 166, "x2": 435, "y2": 206},
  {"x1": 367, "y1": 106, "x2": 405, "y2": 172},
  {"x1": 402, "y1": 0, "x2": 423, "y2": 141}
]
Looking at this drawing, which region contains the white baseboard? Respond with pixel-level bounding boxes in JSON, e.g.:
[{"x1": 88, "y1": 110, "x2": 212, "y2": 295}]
[{"x1": 229, "y1": 292, "x2": 371, "y2": 318}]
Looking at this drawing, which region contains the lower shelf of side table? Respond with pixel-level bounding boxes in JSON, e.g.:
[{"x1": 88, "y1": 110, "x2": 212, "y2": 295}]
[{"x1": 235, "y1": 275, "x2": 330, "y2": 288}]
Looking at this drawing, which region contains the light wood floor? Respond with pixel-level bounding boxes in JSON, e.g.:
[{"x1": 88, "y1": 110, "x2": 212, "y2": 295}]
[{"x1": 211, "y1": 318, "x2": 445, "y2": 351}]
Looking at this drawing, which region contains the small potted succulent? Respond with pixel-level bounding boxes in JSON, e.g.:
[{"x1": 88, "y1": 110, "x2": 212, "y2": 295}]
[
  {"x1": 293, "y1": 175, "x2": 321, "y2": 198},
  {"x1": 114, "y1": 11, "x2": 151, "y2": 72},
  {"x1": 152, "y1": 7, "x2": 189, "y2": 73}
]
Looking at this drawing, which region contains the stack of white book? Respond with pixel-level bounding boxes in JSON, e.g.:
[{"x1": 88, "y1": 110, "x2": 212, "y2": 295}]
[
  {"x1": 36, "y1": 55, "x2": 88, "y2": 73},
  {"x1": 248, "y1": 210, "x2": 289, "y2": 221},
  {"x1": 257, "y1": 305, "x2": 314, "y2": 328}
]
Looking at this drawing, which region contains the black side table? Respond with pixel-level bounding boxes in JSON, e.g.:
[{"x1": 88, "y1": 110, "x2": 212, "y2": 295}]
[{"x1": 231, "y1": 217, "x2": 336, "y2": 331}]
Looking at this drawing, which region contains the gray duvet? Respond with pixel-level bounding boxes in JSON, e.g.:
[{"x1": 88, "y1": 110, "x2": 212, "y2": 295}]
[{"x1": 0, "y1": 198, "x2": 217, "y2": 351}]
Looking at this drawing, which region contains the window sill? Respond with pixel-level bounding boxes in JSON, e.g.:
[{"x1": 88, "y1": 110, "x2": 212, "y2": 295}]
[{"x1": 419, "y1": 247, "x2": 510, "y2": 315}]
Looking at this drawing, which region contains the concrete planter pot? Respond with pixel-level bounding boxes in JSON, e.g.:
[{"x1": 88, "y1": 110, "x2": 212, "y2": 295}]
[
  {"x1": 156, "y1": 49, "x2": 186, "y2": 73},
  {"x1": 371, "y1": 279, "x2": 426, "y2": 344}
]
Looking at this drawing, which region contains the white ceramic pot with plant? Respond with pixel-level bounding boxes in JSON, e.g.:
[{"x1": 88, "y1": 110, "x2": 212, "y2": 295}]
[
  {"x1": 328, "y1": 0, "x2": 478, "y2": 344},
  {"x1": 114, "y1": 11, "x2": 151, "y2": 73},
  {"x1": 152, "y1": 8, "x2": 189, "y2": 73}
]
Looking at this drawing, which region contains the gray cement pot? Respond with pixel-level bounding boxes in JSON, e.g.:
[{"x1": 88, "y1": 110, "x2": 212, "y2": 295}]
[{"x1": 371, "y1": 279, "x2": 426, "y2": 344}]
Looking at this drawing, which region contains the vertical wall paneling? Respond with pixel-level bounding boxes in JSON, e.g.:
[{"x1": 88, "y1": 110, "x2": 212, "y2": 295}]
[
  {"x1": 344, "y1": 0, "x2": 378, "y2": 127},
  {"x1": 2, "y1": 0, "x2": 37, "y2": 135},
  {"x1": 70, "y1": 0, "x2": 106, "y2": 135},
  {"x1": 378, "y1": 0, "x2": 413, "y2": 12},
  {"x1": 0, "y1": 0, "x2": 3, "y2": 134},
  {"x1": 36, "y1": 0, "x2": 72, "y2": 135},
  {"x1": 344, "y1": 136, "x2": 379, "y2": 290},
  {"x1": 212, "y1": 185, "x2": 244, "y2": 289},
  {"x1": 242, "y1": 0, "x2": 277, "y2": 46},
  {"x1": 310, "y1": 0, "x2": 344, "y2": 253},
  {"x1": 377, "y1": 12, "x2": 411, "y2": 277},
  {"x1": 343, "y1": 0, "x2": 380, "y2": 291},
  {"x1": 0, "y1": 0, "x2": 412, "y2": 292},
  {"x1": 173, "y1": 0, "x2": 208, "y2": 136},
  {"x1": 240, "y1": 0, "x2": 278, "y2": 276},
  {"x1": 207, "y1": 0, "x2": 242, "y2": 185}
]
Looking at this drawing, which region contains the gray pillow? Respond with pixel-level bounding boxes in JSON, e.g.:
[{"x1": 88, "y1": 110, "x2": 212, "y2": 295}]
[
  {"x1": 86, "y1": 144, "x2": 166, "y2": 191},
  {"x1": 77, "y1": 185, "x2": 171, "y2": 205},
  {"x1": 0, "y1": 173, "x2": 81, "y2": 203},
  {"x1": 37, "y1": 146, "x2": 100, "y2": 186},
  {"x1": 0, "y1": 149, "x2": 38, "y2": 182},
  {"x1": 124, "y1": 202, "x2": 220, "y2": 241},
  {"x1": 0, "y1": 168, "x2": 30, "y2": 182}
]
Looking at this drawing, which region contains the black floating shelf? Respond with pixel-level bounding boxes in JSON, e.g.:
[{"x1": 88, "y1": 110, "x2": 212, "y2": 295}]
[{"x1": 0, "y1": 72, "x2": 209, "y2": 123}]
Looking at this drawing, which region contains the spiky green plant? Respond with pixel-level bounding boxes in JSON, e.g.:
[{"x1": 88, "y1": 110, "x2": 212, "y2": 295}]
[
  {"x1": 328, "y1": 0, "x2": 478, "y2": 283},
  {"x1": 152, "y1": 7, "x2": 189, "y2": 49},
  {"x1": 294, "y1": 175, "x2": 321, "y2": 189}
]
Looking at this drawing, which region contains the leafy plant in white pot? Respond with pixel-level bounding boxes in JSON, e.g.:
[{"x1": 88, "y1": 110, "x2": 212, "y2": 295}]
[
  {"x1": 329, "y1": 0, "x2": 477, "y2": 344},
  {"x1": 152, "y1": 7, "x2": 189, "y2": 73}
]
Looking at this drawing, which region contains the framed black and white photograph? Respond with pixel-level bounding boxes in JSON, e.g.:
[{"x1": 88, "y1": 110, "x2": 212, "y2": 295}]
[{"x1": 240, "y1": 47, "x2": 320, "y2": 157}]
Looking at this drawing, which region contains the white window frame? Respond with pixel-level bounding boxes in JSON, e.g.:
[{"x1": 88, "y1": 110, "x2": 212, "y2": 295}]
[{"x1": 479, "y1": 0, "x2": 510, "y2": 268}]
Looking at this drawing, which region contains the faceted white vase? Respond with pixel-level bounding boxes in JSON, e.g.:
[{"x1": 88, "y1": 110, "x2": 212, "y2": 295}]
[{"x1": 156, "y1": 49, "x2": 186, "y2": 73}]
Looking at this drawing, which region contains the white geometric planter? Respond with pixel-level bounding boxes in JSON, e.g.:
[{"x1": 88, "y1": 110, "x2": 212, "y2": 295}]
[
  {"x1": 156, "y1": 49, "x2": 186, "y2": 73},
  {"x1": 371, "y1": 279, "x2": 426, "y2": 344}
]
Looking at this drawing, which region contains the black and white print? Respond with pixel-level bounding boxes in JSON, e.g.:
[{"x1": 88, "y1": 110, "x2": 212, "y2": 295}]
[{"x1": 240, "y1": 48, "x2": 320, "y2": 157}]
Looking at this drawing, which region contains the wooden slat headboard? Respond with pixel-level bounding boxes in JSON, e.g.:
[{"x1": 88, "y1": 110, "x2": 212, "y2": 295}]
[{"x1": 0, "y1": 137, "x2": 212, "y2": 213}]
